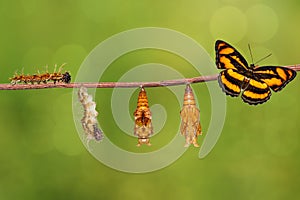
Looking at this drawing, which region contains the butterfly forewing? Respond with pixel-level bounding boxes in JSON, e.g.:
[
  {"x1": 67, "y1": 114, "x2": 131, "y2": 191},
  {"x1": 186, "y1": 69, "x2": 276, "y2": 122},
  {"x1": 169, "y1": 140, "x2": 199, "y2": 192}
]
[{"x1": 215, "y1": 40, "x2": 249, "y2": 71}]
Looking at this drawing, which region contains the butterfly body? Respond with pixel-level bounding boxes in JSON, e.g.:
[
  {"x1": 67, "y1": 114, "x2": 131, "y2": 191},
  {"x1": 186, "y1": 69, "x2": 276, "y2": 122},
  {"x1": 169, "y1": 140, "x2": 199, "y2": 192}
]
[{"x1": 215, "y1": 40, "x2": 297, "y2": 105}]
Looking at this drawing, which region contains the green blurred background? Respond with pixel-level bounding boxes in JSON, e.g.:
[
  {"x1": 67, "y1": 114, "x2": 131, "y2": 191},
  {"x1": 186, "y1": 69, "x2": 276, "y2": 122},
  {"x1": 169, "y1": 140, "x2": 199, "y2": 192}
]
[{"x1": 1, "y1": 0, "x2": 300, "y2": 199}]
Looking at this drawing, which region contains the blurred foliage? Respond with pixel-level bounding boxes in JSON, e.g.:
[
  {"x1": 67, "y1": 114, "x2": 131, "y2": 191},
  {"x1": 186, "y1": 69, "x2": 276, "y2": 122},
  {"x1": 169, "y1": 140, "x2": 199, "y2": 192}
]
[{"x1": 0, "y1": 0, "x2": 300, "y2": 200}]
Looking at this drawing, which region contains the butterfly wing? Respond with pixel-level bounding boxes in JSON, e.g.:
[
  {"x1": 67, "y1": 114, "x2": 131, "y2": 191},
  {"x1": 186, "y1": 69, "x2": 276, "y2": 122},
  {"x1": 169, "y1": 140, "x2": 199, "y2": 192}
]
[
  {"x1": 253, "y1": 66, "x2": 297, "y2": 92},
  {"x1": 219, "y1": 68, "x2": 272, "y2": 105},
  {"x1": 241, "y1": 78, "x2": 272, "y2": 105},
  {"x1": 218, "y1": 69, "x2": 244, "y2": 97},
  {"x1": 215, "y1": 40, "x2": 249, "y2": 71}
]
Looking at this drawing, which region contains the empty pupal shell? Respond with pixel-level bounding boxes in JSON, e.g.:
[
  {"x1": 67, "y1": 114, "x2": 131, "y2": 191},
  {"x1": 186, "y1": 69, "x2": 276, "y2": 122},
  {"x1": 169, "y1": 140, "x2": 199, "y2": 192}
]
[{"x1": 180, "y1": 84, "x2": 202, "y2": 147}]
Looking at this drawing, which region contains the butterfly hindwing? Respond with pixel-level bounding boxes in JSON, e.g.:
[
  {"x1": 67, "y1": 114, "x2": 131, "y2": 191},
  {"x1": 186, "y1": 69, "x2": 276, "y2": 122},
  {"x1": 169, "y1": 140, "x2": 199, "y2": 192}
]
[
  {"x1": 241, "y1": 78, "x2": 272, "y2": 105},
  {"x1": 253, "y1": 66, "x2": 297, "y2": 92},
  {"x1": 215, "y1": 40, "x2": 249, "y2": 71},
  {"x1": 218, "y1": 69, "x2": 244, "y2": 97}
]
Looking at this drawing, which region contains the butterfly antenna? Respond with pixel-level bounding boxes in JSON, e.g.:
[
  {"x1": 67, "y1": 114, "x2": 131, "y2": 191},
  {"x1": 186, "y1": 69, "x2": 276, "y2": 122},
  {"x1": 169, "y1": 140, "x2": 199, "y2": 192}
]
[
  {"x1": 254, "y1": 53, "x2": 272, "y2": 66},
  {"x1": 248, "y1": 43, "x2": 255, "y2": 65}
]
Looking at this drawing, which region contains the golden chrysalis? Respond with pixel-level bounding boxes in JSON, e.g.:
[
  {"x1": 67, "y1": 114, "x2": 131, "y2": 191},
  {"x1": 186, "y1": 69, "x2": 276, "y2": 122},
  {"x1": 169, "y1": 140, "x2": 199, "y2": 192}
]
[
  {"x1": 180, "y1": 84, "x2": 202, "y2": 147},
  {"x1": 133, "y1": 87, "x2": 153, "y2": 146}
]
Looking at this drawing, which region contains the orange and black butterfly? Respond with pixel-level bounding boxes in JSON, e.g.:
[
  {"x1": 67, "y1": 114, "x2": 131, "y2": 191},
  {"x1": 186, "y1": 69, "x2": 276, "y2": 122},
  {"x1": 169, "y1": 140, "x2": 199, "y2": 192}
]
[{"x1": 215, "y1": 40, "x2": 297, "y2": 105}]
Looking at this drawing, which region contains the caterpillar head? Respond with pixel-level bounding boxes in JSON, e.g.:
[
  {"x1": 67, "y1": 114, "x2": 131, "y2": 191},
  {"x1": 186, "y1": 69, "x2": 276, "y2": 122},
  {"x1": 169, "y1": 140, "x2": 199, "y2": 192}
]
[{"x1": 62, "y1": 72, "x2": 71, "y2": 83}]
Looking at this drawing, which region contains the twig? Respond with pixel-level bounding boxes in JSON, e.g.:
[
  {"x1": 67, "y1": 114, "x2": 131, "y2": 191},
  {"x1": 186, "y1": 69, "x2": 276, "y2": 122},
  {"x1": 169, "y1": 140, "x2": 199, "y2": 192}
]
[
  {"x1": 0, "y1": 75, "x2": 219, "y2": 90},
  {"x1": 1, "y1": 65, "x2": 299, "y2": 90}
]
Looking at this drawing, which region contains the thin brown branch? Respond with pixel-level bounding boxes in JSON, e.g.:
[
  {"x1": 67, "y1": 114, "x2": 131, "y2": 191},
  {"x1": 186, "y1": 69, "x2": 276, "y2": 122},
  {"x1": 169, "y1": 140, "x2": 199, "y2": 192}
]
[
  {"x1": 0, "y1": 74, "x2": 218, "y2": 90},
  {"x1": 1, "y1": 64, "x2": 299, "y2": 90}
]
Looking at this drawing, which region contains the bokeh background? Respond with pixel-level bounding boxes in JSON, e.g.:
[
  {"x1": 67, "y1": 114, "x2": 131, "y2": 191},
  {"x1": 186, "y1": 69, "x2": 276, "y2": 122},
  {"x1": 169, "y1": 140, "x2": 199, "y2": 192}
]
[{"x1": 0, "y1": 0, "x2": 300, "y2": 199}]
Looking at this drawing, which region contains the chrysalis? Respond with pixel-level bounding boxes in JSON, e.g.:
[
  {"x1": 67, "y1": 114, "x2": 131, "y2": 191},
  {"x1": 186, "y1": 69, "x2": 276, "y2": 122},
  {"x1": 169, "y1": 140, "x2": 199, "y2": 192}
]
[
  {"x1": 180, "y1": 84, "x2": 202, "y2": 147},
  {"x1": 78, "y1": 86, "x2": 103, "y2": 143},
  {"x1": 133, "y1": 87, "x2": 153, "y2": 146}
]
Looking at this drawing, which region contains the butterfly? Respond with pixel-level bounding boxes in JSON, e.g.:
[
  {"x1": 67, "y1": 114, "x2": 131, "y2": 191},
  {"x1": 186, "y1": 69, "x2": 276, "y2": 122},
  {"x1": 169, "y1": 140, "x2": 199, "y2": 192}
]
[{"x1": 215, "y1": 40, "x2": 297, "y2": 105}]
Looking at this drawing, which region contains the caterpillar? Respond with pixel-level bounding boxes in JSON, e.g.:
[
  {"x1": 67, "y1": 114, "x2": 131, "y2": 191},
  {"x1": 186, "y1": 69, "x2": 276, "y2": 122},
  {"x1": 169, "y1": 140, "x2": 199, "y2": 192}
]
[
  {"x1": 133, "y1": 87, "x2": 153, "y2": 147},
  {"x1": 10, "y1": 64, "x2": 71, "y2": 85},
  {"x1": 180, "y1": 84, "x2": 202, "y2": 147},
  {"x1": 78, "y1": 86, "x2": 103, "y2": 144}
]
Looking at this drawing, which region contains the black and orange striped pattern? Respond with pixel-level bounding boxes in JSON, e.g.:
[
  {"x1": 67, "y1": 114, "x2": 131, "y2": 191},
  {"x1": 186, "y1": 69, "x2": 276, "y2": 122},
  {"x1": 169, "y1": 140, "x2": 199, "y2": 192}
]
[{"x1": 216, "y1": 40, "x2": 296, "y2": 105}]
